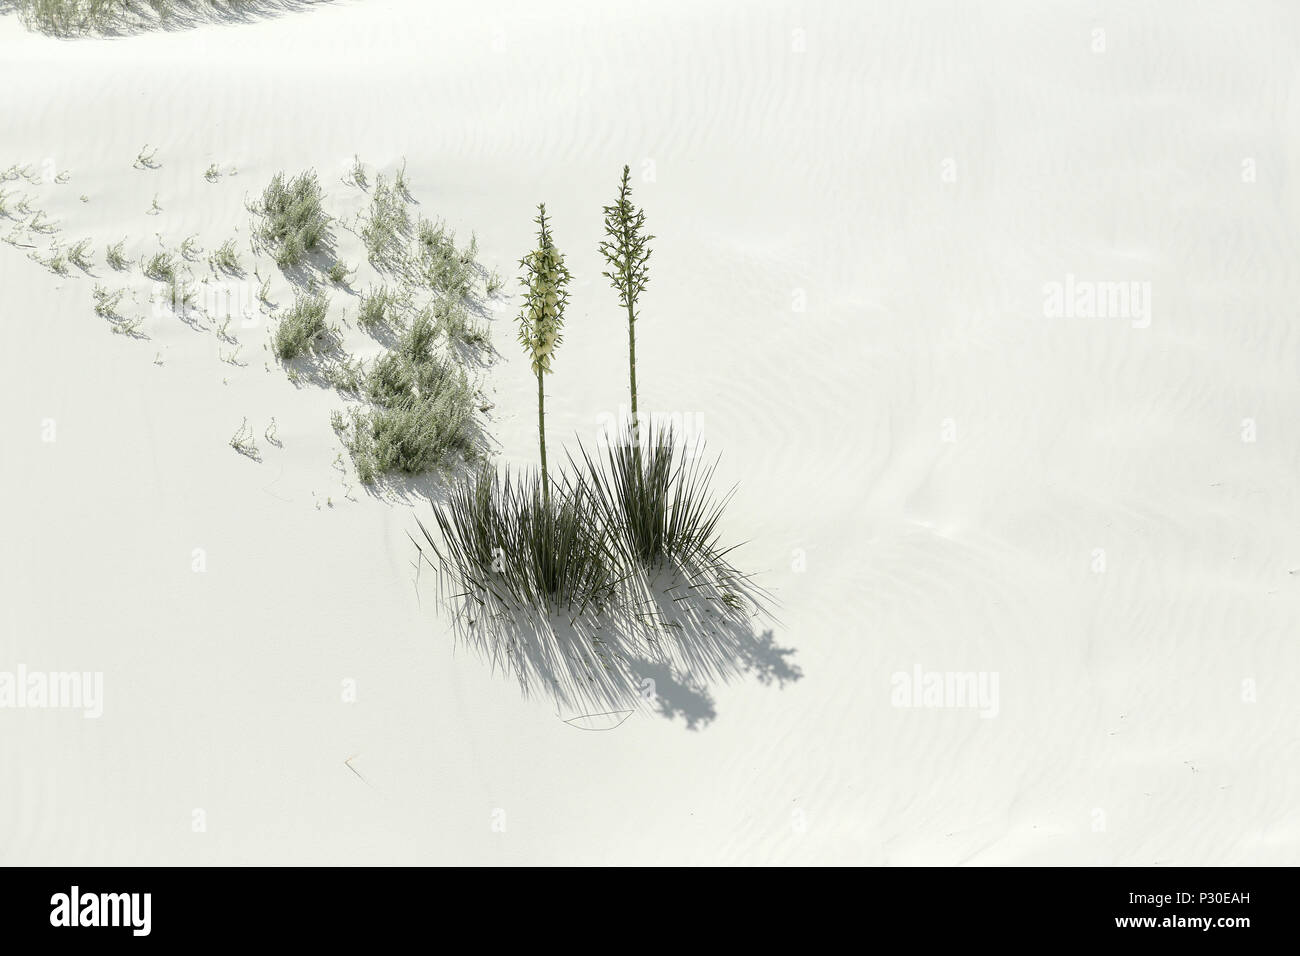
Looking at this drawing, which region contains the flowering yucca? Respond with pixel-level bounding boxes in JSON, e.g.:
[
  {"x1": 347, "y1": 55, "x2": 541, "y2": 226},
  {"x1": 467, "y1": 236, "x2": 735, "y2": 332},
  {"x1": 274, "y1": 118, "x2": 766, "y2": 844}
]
[
  {"x1": 517, "y1": 204, "x2": 571, "y2": 502},
  {"x1": 598, "y1": 165, "x2": 653, "y2": 426}
]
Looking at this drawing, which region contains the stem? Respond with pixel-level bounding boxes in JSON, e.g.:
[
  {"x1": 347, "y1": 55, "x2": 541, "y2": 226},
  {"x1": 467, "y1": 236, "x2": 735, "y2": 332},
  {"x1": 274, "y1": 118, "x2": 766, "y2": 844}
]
[
  {"x1": 537, "y1": 367, "x2": 549, "y2": 507},
  {"x1": 626, "y1": 299, "x2": 638, "y2": 438}
]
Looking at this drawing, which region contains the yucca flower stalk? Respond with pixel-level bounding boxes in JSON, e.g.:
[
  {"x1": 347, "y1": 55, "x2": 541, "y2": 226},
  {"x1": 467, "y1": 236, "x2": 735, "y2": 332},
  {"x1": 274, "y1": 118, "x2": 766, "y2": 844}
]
[
  {"x1": 517, "y1": 203, "x2": 571, "y2": 505},
  {"x1": 598, "y1": 165, "x2": 653, "y2": 435}
]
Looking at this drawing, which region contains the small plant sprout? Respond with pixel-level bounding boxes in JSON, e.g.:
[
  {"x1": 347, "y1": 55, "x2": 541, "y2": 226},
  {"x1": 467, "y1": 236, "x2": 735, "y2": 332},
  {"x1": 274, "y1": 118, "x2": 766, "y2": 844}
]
[
  {"x1": 106, "y1": 238, "x2": 129, "y2": 270},
  {"x1": 394, "y1": 158, "x2": 411, "y2": 199},
  {"x1": 92, "y1": 285, "x2": 125, "y2": 318},
  {"x1": 110, "y1": 316, "x2": 146, "y2": 338},
  {"x1": 517, "y1": 203, "x2": 571, "y2": 505},
  {"x1": 211, "y1": 237, "x2": 242, "y2": 274},
  {"x1": 40, "y1": 243, "x2": 69, "y2": 275},
  {"x1": 229, "y1": 418, "x2": 260, "y2": 459},
  {"x1": 55, "y1": 170, "x2": 70, "y2": 184},
  {"x1": 257, "y1": 275, "x2": 272, "y2": 304},
  {"x1": 599, "y1": 164, "x2": 654, "y2": 429},
  {"x1": 327, "y1": 259, "x2": 352, "y2": 285},
  {"x1": 143, "y1": 250, "x2": 176, "y2": 281},
  {"x1": 348, "y1": 155, "x2": 367, "y2": 188},
  {"x1": 79, "y1": 194, "x2": 89, "y2": 203},
  {"x1": 29, "y1": 210, "x2": 56, "y2": 234},
  {"x1": 134, "y1": 145, "x2": 159, "y2": 169},
  {"x1": 3, "y1": 223, "x2": 28, "y2": 247},
  {"x1": 264, "y1": 417, "x2": 280, "y2": 447},
  {"x1": 68, "y1": 238, "x2": 94, "y2": 270},
  {"x1": 486, "y1": 269, "x2": 504, "y2": 297},
  {"x1": 180, "y1": 234, "x2": 201, "y2": 260},
  {"x1": 147, "y1": 194, "x2": 162, "y2": 215},
  {"x1": 204, "y1": 163, "x2": 221, "y2": 183}
]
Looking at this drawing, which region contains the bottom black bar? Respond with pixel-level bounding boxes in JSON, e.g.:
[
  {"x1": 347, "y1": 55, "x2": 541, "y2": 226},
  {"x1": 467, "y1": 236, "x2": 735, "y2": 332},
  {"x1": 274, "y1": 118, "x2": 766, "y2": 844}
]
[{"x1": 0, "y1": 866, "x2": 1286, "y2": 944}]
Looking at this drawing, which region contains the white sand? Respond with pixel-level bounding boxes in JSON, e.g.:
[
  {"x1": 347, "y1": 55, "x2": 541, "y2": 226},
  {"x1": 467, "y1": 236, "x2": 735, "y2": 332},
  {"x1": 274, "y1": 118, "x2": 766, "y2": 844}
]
[{"x1": 1, "y1": 0, "x2": 1298, "y2": 865}]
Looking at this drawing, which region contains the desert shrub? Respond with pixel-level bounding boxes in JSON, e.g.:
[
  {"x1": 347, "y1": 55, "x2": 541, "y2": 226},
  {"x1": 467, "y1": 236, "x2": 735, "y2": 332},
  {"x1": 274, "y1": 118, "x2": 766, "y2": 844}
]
[
  {"x1": 357, "y1": 284, "x2": 396, "y2": 330},
  {"x1": 142, "y1": 249, "x2": 175, "y2": 281},
  {"x1": 271, "y1": 291, "x2": 330, "y2": 360},
  {"x1": 92, "y1": 284, "x2": 124, "y2": 318},
  {"x1": 432, "y1": 298, "x2": 488, "y2": 348},
  {"x1": 211, "y1": 237, "x2": 241, "y2": 274},
  {"x1": 400, "y1": 306, "x2": 437, "y2": 364},
  {"x1": 253, "y1": 169, "x2": 330, "y2": 269},
  {"x1": 105, "y1": 237, "x2": 129, "y2": 270},
  {"x1": 327, "y1": 260, "x2": 351, "y2": 285},
  {"x1": 360, "y1": 173, "x2": 410, "y2": 267},
  {"x1": 17, "y1": 0, "x2": 121, "y2": 35},
  {"x1": 341, "y1": 349, "x2": 476, "y2": 483},
  {"x1": 364, "y1": 351, "x2": 416, "y2": 407},
  {"x1": 67, "y1": 238, "x2": 94, "y2": 270},
  {"x1": 16, "y1": 1, "x2": 282, "y2": 36},
  {"x1": 416, "y1": 217, "x2": 475, "y2": 299}
]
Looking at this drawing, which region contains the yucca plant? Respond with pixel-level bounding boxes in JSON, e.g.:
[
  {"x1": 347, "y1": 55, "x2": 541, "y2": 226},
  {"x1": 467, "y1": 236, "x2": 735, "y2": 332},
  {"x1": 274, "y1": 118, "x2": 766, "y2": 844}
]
[
  {"x1": 517, "y1": 203, "x2": 571, "y2": 504},
  {"x1": 417, "y1": 466, "x2": 617, "y2": 617},
  {"x1": 577, "y1": 422, "x2": 769, "y2": 620},
  {"x1": 598, "y1": 165, "x2": 653, "y2": 430}
]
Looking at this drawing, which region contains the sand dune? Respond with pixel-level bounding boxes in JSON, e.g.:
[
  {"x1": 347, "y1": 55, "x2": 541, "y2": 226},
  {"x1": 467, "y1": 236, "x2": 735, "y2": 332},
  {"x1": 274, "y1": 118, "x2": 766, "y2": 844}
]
[{"x1": 1, "y1": 0, "x2": 1297, "y2": 865}]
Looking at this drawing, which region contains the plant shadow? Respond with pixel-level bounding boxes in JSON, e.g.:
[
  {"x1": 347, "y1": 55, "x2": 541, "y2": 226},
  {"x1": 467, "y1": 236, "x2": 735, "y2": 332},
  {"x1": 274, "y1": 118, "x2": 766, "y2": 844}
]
[{"x1": 416, "y1": 551, "x2": 800, "y2": 732}]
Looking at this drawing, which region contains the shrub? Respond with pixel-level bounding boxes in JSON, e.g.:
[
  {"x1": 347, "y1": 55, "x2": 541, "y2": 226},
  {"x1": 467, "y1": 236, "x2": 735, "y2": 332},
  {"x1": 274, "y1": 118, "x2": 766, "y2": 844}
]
[
  {"x1": 357, "y1": 284, "x2": 396, "y2": 331},
  {"x1": 433, "y1": 298, "x2": 489, "y2": 349},
  {"x1": 253, "y1": 169, "x2": 330, "y2": 269},
  {"x1": 92, "y1": 284, "x2": 124, "y2": 318},
  {"x1": 417, "y1": 217, "x2": 476, "y2": 299},
  {"x1": 341, "y1": 349, "x2": 477, "y2": 483},
  {"x1": 271, "y1": 291, "x2": 330, "y2": 360},
  {"x1": 400, "y1": 306, "x2": 437, "y2": 364},
  {"x1": 68, "y1": 238, "x2": 94, "y2": 270},
  {"x1": 142, "y1": 249, "x2": 175, "y2": 281},
  {"x1": 327, "y1": 260, "x2": 351, "y2": 285},
  {"x1": 105, "y1": 238, "x2": 129, "y2": 270},
  {"x1": 360, "y1": 173, "x2": 409, "y2": 267},
  {"x1": 211, "y1": 237, "x2": 241, "y2": 274}
]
